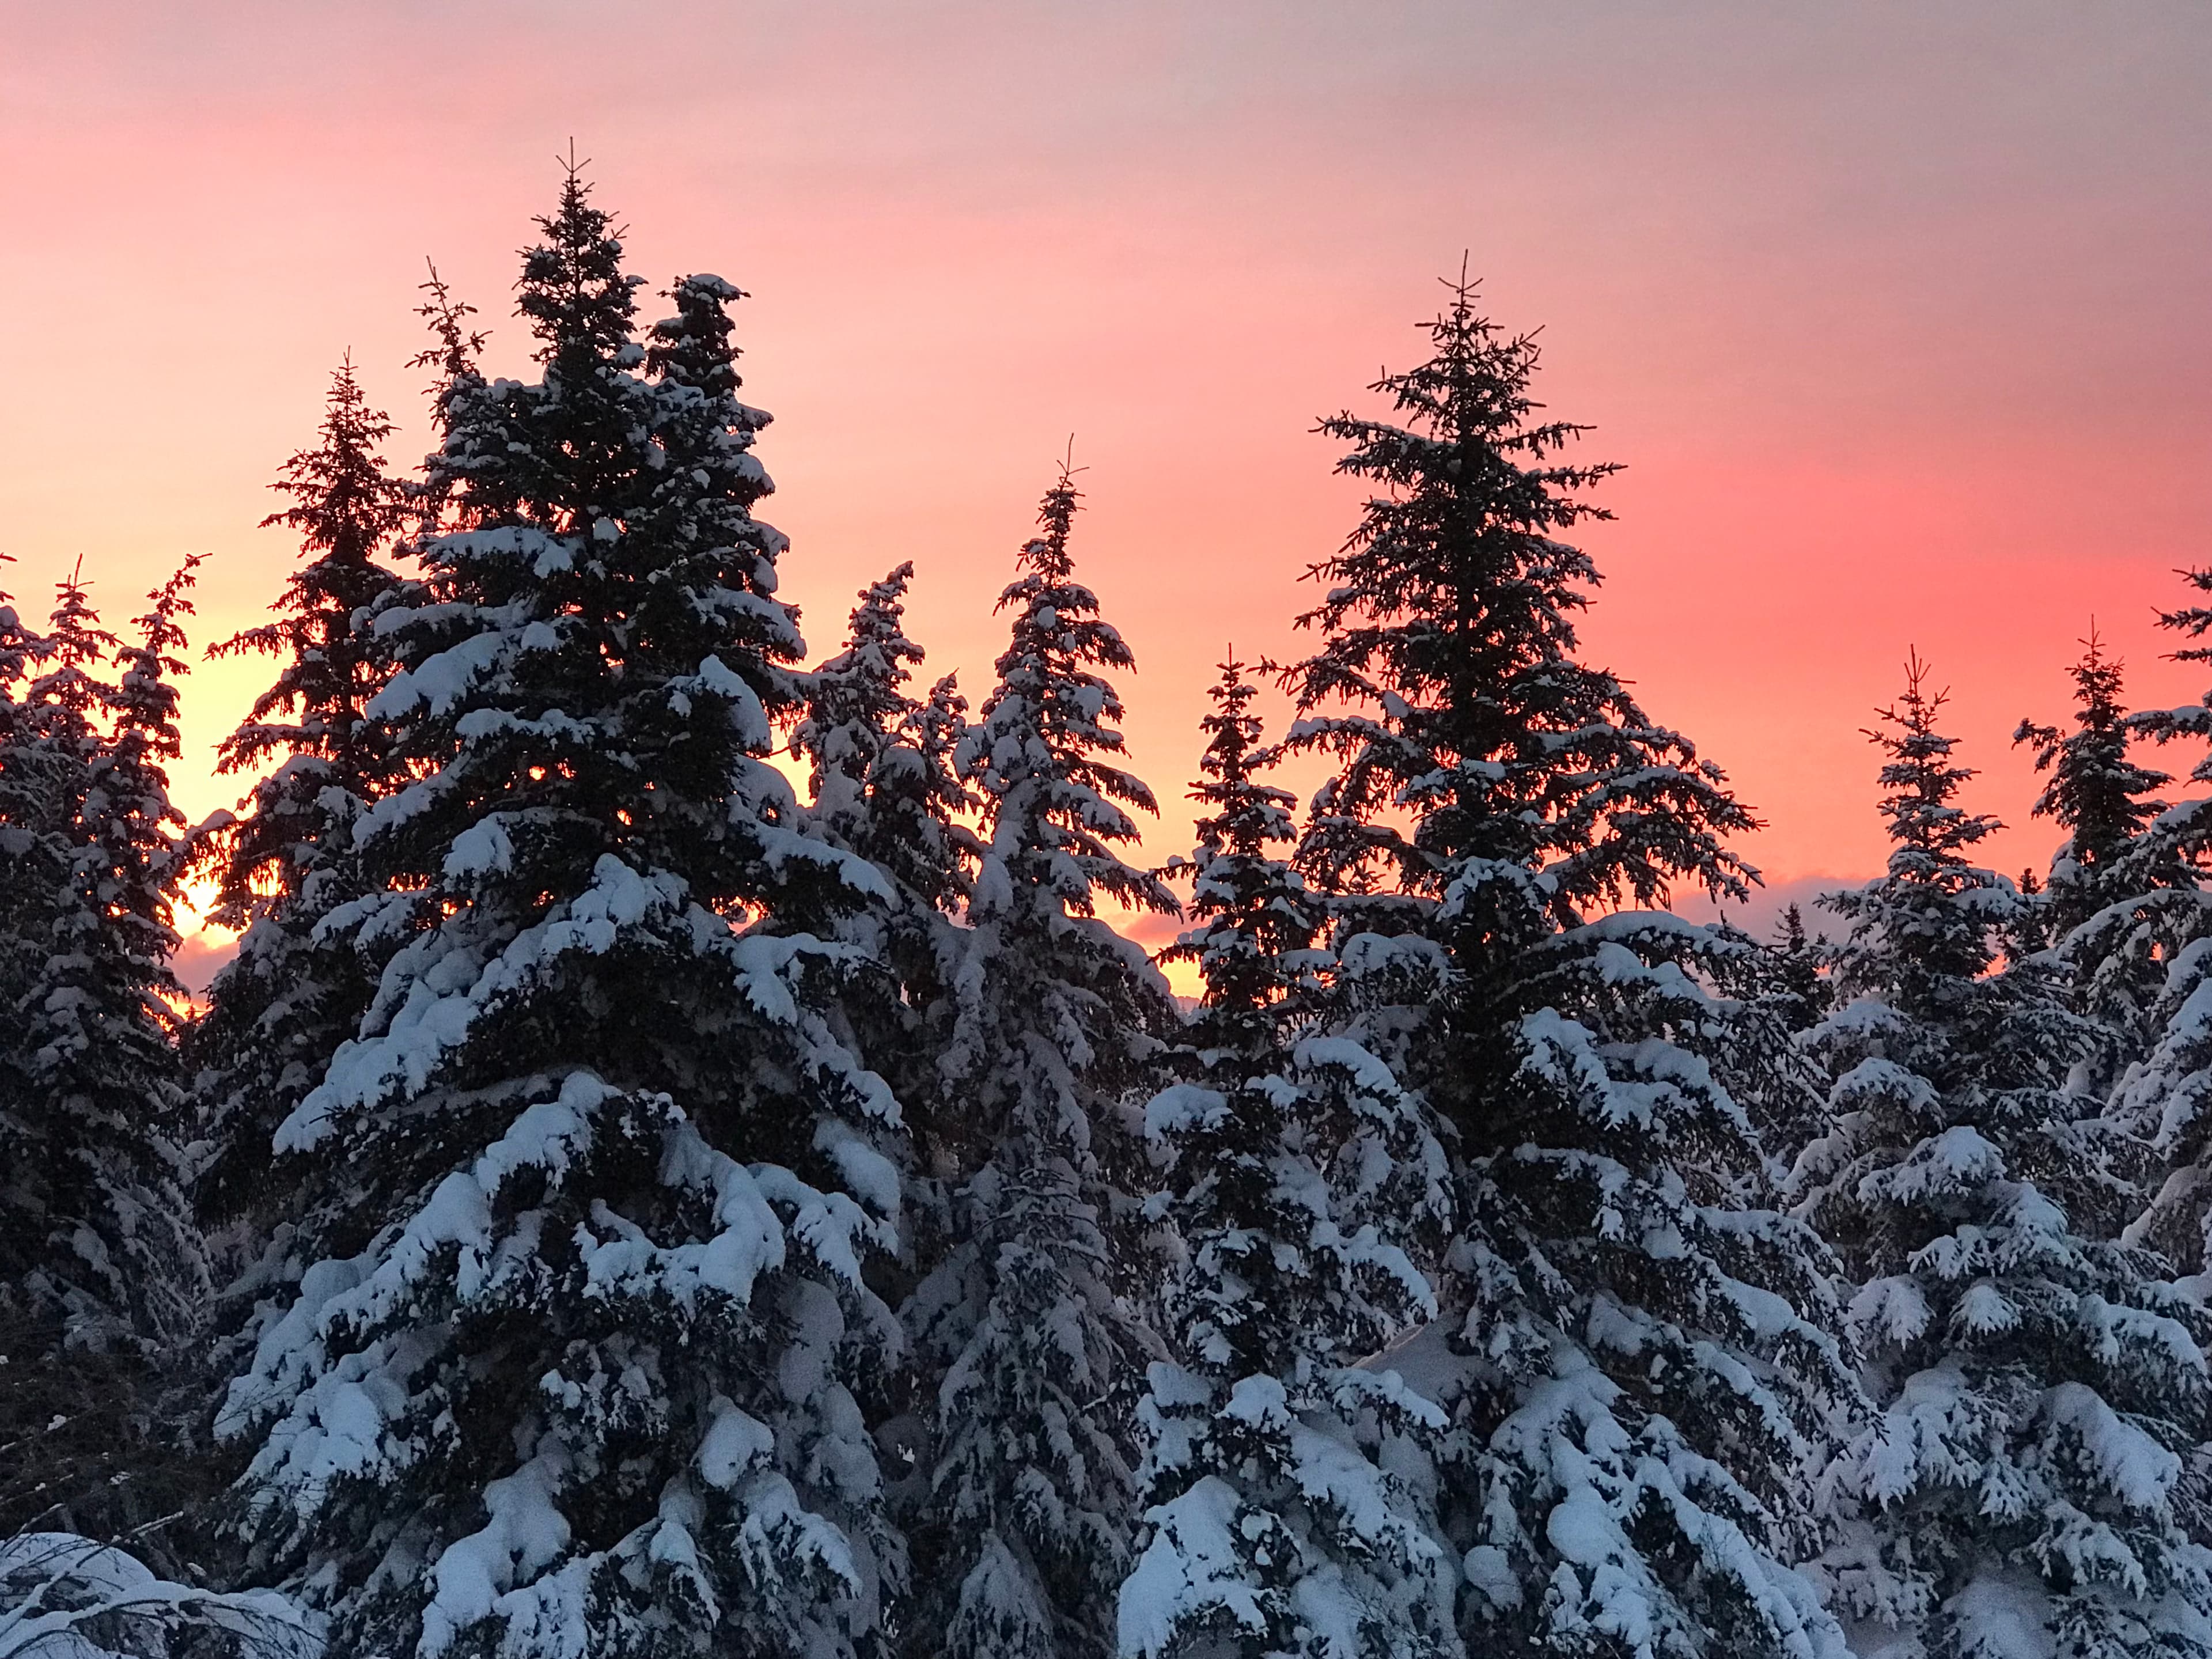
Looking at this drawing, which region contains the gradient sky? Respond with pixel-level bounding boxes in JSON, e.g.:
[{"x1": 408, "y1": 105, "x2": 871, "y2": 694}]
[{"x1": 3, "y1": 2, "x2": 2209, "y2": 962}]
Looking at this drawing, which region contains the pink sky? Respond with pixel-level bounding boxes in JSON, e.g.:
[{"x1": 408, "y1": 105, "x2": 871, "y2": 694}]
[{"x1": 3, "y1": 2, "x2": 2208, "y2": 960}]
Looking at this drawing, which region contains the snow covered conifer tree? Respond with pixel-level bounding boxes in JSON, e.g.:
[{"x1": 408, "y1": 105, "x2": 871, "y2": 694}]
[
  {"x1": 190, "y1": 358, "x2": 413, "y2": 1240},
  {"x1": 2092, "y1": 575, "x2": 2212, "y2": 1275},
  {"x1": 902, "y1": 465, "x2": 1179, "y2": 1659},
  {"x1": 791, "y1": 563, "x2": 978, "y2": 1160},
  {"x1": 1771, "y1": 903, "x2": 1832, "y2": 1033},
  {"x1": 0, "y1": 552, "x2": 48, "y2": 1071},
  {"x1": 1797, "y1": 656, "x2": 2212, "y2": 1658},
  {"x1": 1, "y1": 563, "x2": 203, "y2": 1348},
  {"x1": 0, "y1": 560, "x2": 207, "y2": 1541},
  {"x1": 794, "y1": 562, "x2": 975, "y2": 917},
  {"x1": 1120, "y1": 658, "x2": 1459, "y2": 1659},
  {"x1": 218, "y1": 172, "x2": 905, "y2": 1659},
  {"x1": 2016, "y1": 629, "x2": 2172, "y2": 945},
  {"x1": 1279, "y1": 275, "x2": 1852, "y2": 1659}
]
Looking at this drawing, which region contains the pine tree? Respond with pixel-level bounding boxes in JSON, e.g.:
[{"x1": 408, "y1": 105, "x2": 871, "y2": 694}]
[
  {"x1": 1796, "y1": 656, "x2": 2212, "y2": 1658},
  {"x1": 189, "y1": 358, "x2": 413, "y2": 1242},
  {"x1": 1120, "y1": 660, "x2": 1458, "y2": 1659},
  {"x1": 902, "y1": 465, "x2": 1179, "y2": 1659},
  {"x1": 217, "y1": 172, "x2": 904, "y2": 1659},
  {"x1": 1278, "y1": 275, "x2": 1852, "y2": 1659},
  {"x1": 0, "y1": 560, "x2": 208, "y2": 1544}
]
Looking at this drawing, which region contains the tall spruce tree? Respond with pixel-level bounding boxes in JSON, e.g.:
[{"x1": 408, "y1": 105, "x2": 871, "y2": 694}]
[
  {"x1": 900, "y1": 465, "x2": 1179, "y2": 1659},
  {"x1": 791, "y1": 563, "x2": 978, "y2": 1210},
  {"x1": 1120, "y1": 660, "x2": 1458, "y2": 1659},
  {"x1": 0, "y1": 560, "x2": 207, "y2": 1543},
  {"x1": 190, "y1": 358, "x2": 413, "y2": 1243},
  {"x1": 0, "y1": 551, "x2": 48, "y2": 1101},
  {"x1": 1796, "y1": 657, "x2": 2212, "y2": 1659},
  {"x1": 1278, "y1": 276, "x2": 1852, "y2": 1659},
  {"x1": 218, "y1": 173, "x2": 905, "y2": 1659},
  {"x1": 2093, "y1": 575, "x2": 2212, "y2": 1279}
]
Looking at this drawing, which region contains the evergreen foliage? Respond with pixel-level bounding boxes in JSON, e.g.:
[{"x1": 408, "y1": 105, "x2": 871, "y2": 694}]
[
  {"x1": 1120, "y1": 660, "x2": 1457, "y2": 1659},
  {"x1": 794, "y1": 562, "x2": 976, "y2": 917},
  {"x1": 190, "y1": 358, "x2": 414, "y2": 1240},
  {"x1": 2093, "y1": 577, "x2": 2212, "y2": 1281},
  {"x1": 0, "y1": 551, "x2": 50, "y2": 1134},
  {"x1": 1798, "y1": 657, "x2": 2212, "y2": 1658},
  {"x1": 902, "y1": 466, "x2": 1179, "y2": 1659},
  {"x1": 20, "y1": 188, "x2": 2212, "y2": 1659},
  {"x1": 217, "y1": 172, "x2": 904, "y2": 1659},
  {"x1": 791, "y1": 563, "x2": 979, "y2": 1229},
  {"x1": 1772, "y1": 904, "x2": 1832, "y2": 1033},
  {"x1": 0, "y1": 563, "x2": 203, "y2": 1349},
  {"x1": 0, "y1": 559, "x2": 208, "y2": 1546},
  {"x1": 2015, "y1": 630, "x2": 2172, "y2": 944},
  {"x1": 1279, "y1": 276, "x2": 1851, "y2": 1659}
]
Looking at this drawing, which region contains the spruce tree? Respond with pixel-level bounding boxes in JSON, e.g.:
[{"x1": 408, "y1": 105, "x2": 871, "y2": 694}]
[
  {"x1": 901, "y1": 465, "x2": 1179, "y2": 1659},
  {"x1": 0, "y1": 552, "x2": 48, "y2": 1097},
  {"x1": 190, "y1": 358, "x2": 413, "y2": 1243},
  {"x1": 1771, "y1": 904, "x2": 1832, "y2": 1033},
  {"x1": 218, "y1": 173, "x2": 904, "y2": 1659},
  {"x1": 1796, "y1": 657, "x2": 2212, "y2": 1658},
  {"x1": 408, "y1": 259, "x2": 490, "y2": 534},
  {"x1": 2088, "y1": 579, "x2": 2212, "y2": 1277},
  {"x1": 1278, "y1": 276, "x2": 1851, "y2": 1658},
  {"x1": 794, "y1": 562, "x2": 975, "y2": 917},
  {"x1": 1120, "y1": 660, "x2": 1458, "y2": 1659},
  {"x1": 2014, "y1": 630, "x2": 2173, "y2": 1027},
  {"x1": 0, "y1": 560, "x2": 207, "y2": 1544},
  {"x1": 791, "y1": 563, "x2": 978, "y2": 1212}
]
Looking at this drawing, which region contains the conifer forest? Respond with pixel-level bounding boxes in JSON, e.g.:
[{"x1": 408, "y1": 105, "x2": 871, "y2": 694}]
[{"x1": 13, "y1": 172, "x2": 2212, "y2": 1659}]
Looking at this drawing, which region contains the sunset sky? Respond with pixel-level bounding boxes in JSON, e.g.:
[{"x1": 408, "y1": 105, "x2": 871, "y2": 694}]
[{"x1": 3, "y1": 2, "x2": 2208, "y2": 962}]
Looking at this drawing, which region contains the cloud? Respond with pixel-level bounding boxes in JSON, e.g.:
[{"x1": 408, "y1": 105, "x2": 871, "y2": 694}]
[
  {"x1": 173, "y1": 931, "x2": 239, "y2": 998},
  {"x1": 1672, "y1": 873, "x2": 1863, "y2": 945}
]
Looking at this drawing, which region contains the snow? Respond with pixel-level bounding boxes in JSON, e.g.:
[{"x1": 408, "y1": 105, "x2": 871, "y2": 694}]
[
  {"x1": 698, "y1": 1397, "x2": 776, "y2": 1490},
  {"x1": 368, "y1": 616, "x2": 517, "y2": 720},
  {"x1": 0, "y1": 1534, "x2": 322, "y2": 1659},
  {"x1": 2041, "y1": 1380, "x2": 2180, "y2": 1511},
  {"x1": 1118, "y1": 1476, "x2": 1267, "y2": 1659},
  {"x1": 418, "y1": 1455, "x2": 574, "y2": 1658},
  {"x1": 1944, "y1": 1571, "x2": 2056, "y2": 1659},
  {"x1": 444, "y1": 815, "x2": 516, "y2": 878},
  {"x1": 278, "y1": 857, "x2": 697, "y2": 1147},
  {"x1": 1143, "y1": 1082, "x2": 1226, "y2": 1139}
]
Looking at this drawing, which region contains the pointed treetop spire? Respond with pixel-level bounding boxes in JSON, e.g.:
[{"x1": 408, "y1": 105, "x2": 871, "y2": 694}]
[
  {"x1": 412, "y1": 259, "x2": 487, "y2": 396},
  {"x1": 1162, "y1": 655, "x2": 1324, "y2": 1046},
  {"x1": 1280, "y1": 268, "x2": 1753, "y2": 925},
  {"x1": 1866, "y1": 647, "x2": 2002, "y2": 873},
  {"x1": 964, "y1": 462, "x2": 1176, "y2": 923},
  {"x1": 2013, "y1": 624, "x2": 2169, "y2": 933},
  {"x1": 516, "y1": 155, "x2": 642, "y2": 360}
]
